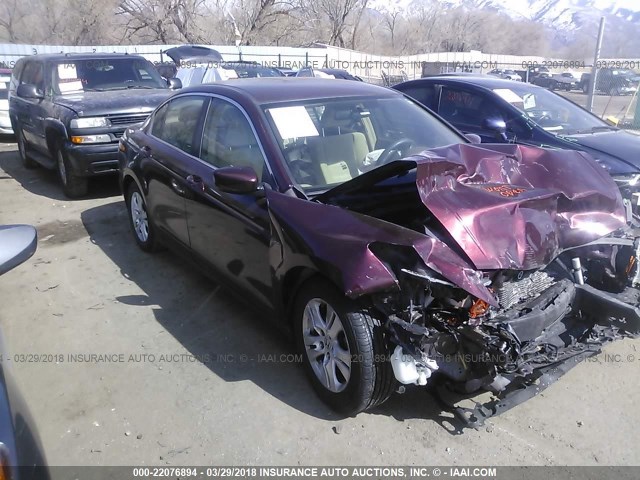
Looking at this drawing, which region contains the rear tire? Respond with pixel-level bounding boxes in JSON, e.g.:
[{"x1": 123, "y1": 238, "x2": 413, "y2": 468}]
[
  {"x1": 125, "y1": 182, "x2": 159, "y2": 252},
  {"x1": 293, "y1": 278, "x2": 395, "y2": 415},
  {"x1": 56, "y1": 145, "x2": 88, "y2": 198},
  {"x1": 17, "y1": 128, "x2": 38, "y2": 169}
]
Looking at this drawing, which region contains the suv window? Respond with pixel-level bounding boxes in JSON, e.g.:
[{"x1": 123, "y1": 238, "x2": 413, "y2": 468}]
[
  {"x1": 151, "y1": 96, "x2": 207, "y2": 156},
  {"x1": 400, "y1": 85, "x2": 436, "y2": 109},
  {"x1": 200, "y1": 99, "x2": 267, "y2": 180},
  {"x1": 52, "y1": 58, "x2": 167, "y2": 94},
  {"x1": 21, "y1": 61, "x2": 45, "y2": 93}
]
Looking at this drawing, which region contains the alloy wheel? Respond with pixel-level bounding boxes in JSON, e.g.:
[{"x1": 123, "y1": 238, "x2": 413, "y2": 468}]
[
  {"x1": 130, "y1": 191, "x2": 149, "y2": 243},
  {"x1": 302, "y1": 298, "x2": 352, "y2": 393}
]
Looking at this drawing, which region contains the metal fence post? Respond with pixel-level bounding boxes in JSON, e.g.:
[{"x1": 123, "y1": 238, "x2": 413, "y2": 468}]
[
  {"x1": 634, "y1": 89, "x2": 640, "y2": 129},
  {"x1": 587, "y1": 17, "x2": 606, "y2": 113}
]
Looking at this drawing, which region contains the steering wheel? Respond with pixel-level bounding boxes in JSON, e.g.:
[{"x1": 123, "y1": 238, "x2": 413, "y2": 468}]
[
  {"x1": 376, "y1": 138, "x2": 414, "y2": 166},
  {"x1": 526, "y1": 109, "x2": 553, "y2": 122}
]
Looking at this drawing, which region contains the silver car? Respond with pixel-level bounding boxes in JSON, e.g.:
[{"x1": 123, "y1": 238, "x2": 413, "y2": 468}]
[
  {"x1": 0, "y1": 68, "x2": 12, "y2": 134},
  {"x1": 488, "y1": 68, "x2": 522, "y2": 82}
]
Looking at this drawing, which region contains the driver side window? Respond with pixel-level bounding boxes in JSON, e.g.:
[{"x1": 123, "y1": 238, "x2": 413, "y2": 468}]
[{"x1": 200, "y1": 99, "x2": 269, "y2": 182}]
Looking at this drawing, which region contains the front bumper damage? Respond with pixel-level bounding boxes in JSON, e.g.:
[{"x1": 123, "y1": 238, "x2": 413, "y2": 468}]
[{"x1": 381, "y1": 232, "x2": 640, "y2": 429}]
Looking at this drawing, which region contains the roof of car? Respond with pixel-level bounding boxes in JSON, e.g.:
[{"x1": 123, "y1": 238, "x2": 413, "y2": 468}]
[
  {"x1": 400, "y1": 75, "x2": 542, "y2": 91},
  {"x1": 17, "y1": 53, "x2": 147, "y2": 62},
  {"x1": 181, "y1": 77, "x2": 397, "y2": 104}
]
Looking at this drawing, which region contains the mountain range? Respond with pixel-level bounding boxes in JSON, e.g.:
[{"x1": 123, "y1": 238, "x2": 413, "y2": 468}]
[
  {"x1": 436, "y1": 0, "x2": 640, "y2": 30},
  {"x1": 377, "y1": 0, "x2": 640, "y2": 55}
]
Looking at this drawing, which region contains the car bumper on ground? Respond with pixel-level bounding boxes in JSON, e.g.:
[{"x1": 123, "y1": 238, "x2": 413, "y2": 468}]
[{"x1": 63, "y1": 141, "x2": 120, "y2": 177}]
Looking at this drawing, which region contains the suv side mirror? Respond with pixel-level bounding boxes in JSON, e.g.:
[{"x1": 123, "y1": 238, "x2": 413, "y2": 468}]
[
  {"x1": 482, "y1": 118, "x2": 508, "y2": 141},
  {"x1": 167, "y1": 78, "x2": 182, "y2": 90},
  {"x1": 16, "y1": 84, "x2": 44, "y2": 100},
  {"x1": 0, "y1": 225, "x2": 37, "y2": 276},
  {"x1": 214, "y1": 166, "x2": 259, "y2": 194}
]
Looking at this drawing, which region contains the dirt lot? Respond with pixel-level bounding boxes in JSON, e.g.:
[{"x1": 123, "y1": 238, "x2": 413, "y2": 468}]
[{"x1": 0, "y1": 138, "x2": 639, "y2": 467}]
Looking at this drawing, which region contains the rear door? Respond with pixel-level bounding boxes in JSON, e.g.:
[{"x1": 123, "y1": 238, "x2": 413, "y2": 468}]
[
  {"x1": 15, "y1": 60, "x2": 48, "y2": 152},
  {"x1": 142, "y1": 95, "x2": 209, "y2": 248},
  {"x1": 184, "y1": 97, "x2": 275, "y2": 310}
]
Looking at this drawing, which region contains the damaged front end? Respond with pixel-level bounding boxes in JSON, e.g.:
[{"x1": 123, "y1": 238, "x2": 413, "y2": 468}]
[
  {"x1": 371, "y1": 232, "x2": 640, "y2": 427},
  {"x1": 268, "y1": 143, "x2": 640, "y2": 426}
]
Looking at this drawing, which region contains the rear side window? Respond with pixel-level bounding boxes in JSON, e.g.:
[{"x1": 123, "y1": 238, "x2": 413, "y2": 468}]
[
  {"x1": 20, "y1": 61, "x2": 45, "y2": 93},
  {"x1": 10, "y1": 61, "x2": 24, "y2": 92},
  {"x1": 438, "y1": 87, "x2": 503, "y2": 127},
  {"x1": 151, "y1": 96, "x2": 207, "y2": 156},
  {"x1": 400, "y1": 84, "x2": 437, "y2": 109}
]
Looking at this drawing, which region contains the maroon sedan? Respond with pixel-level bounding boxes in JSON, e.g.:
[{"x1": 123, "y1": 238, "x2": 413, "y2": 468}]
[{"x1": 118, "y1": 78, "x2": 640, "y2": 425}]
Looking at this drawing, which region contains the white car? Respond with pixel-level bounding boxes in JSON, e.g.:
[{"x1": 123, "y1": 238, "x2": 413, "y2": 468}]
[
  {"x1": 488, "y1": 68, "x2": 522, "y2": 82},
  {"x1": 0, "y1": 69, "x2": 12, "y2": 135}
]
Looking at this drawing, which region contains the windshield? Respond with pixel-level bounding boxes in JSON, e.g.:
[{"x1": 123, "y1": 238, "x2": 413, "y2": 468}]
[
  {"x1": 264, "y1": 95, "x2": 465, "y2": 191},
  {"x1": 492, "y1": 85, "x2": 609, "y2": 134},
  {"x1": 223, "y1": 65, "x2": 283, "y2": 78},
  {"x1": 53, "y1": 58, "x2": 167, "y2": 94}
]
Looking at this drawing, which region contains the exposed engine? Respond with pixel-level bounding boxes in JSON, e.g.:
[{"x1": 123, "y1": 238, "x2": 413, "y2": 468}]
[{"x1": 371, "y1": 230, "x2": 640, "y2": 426}]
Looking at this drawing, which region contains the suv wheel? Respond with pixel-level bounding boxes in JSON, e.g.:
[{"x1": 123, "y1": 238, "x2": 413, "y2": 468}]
[
  {"x1": 17, "y1": 129, "x2": 38, "y2": 169},
  {"x1": 294, "y1": 278, "x2": 395, "y2": 415},
  {"x1": 56, "y1": 145, "x2": 88, "y2": 198},
  {"x1": 126, "y1": 182, "x2": 159, "y2": 252}
]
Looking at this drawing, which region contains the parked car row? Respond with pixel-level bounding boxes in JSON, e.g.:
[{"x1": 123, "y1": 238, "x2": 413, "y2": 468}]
[{"x1": 4, "y1": 50, "x2": 640, "y2": 433}]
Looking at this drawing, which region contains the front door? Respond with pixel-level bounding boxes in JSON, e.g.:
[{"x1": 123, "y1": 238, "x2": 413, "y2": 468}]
[{"x1": 185, "y1": 97, "x2": 274, "y2": 310}]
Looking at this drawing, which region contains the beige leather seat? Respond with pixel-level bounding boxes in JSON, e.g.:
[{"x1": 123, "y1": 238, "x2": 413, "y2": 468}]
[
  {"x1": 306, "y1": 132, "x2": 369, "y2": 185},
  {"x1": 320, "y1": 104, "x2": 377, "y2": 151}
]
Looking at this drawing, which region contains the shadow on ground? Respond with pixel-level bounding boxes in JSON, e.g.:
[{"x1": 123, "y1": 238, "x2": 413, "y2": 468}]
[
  {"x1": 0, "y1": 148, "x2": 120, "y2": 201},
  {"x1": 81, "y1": 201, "x2": 468, "y2": 432}
]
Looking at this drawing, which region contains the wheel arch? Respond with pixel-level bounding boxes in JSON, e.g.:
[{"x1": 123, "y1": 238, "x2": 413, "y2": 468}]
[
  {"x1": 281, "y1": 267, "x2": 337, "y2": 328},
  {"x1": 43, "y1": 118, "x2": 68, "y2": 156}
]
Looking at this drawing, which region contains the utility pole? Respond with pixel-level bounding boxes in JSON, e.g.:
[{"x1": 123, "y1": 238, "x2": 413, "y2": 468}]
[{"x1": 587, "y1": 17, "x2": 605, "y2": 113}]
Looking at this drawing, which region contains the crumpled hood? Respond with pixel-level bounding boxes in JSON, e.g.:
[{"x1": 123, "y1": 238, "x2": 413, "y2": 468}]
[
  {"x1": 319, "y1": 143, "x2": 626, "y2": 272},
  {"x1": 268, "y1": 143, "x2": 625, "y2": 306},
  {"x1": 409, "y1": 143, "x2": 626, "y2": 270}
]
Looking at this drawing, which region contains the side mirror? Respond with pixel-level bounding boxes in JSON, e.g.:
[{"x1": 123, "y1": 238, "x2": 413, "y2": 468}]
[
  {"x1": 464, "y1": 133, "x2": 482, "y2": 144},
  {"x1": 214, "y1": 166, "x2": 259, "y2": 194},
  {"x1": 16, "y1": 84, "x2": 44, "y2": 99},
  {"x1": 482, "y1": 118, "x2": 508, "y2": 141},
  {"x1": 0, "y1": 225, "x2": 37, "y2": 276},
  {"x1": 167, "y1": 77, "x2": 182, "y2": 90}
]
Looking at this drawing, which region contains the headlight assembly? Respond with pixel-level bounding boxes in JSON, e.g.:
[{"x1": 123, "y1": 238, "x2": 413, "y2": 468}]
[{"x1": 70, "y1": 117, "x2": 110, "y2": 129}]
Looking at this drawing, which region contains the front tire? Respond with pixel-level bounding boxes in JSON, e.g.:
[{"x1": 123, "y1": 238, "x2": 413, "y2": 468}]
[
  {"x1": 126, "y1": 182, "x2": 159, "y2": 252},
  {"x1": 294, "y1": 278, "x2": 395, "y2": 415},
  {"x1": 56, "y1": 145, "x2": 88, "y2": 198},
  {"x1": 17, "y1": 128, "x2": 38, "y2": 169}
]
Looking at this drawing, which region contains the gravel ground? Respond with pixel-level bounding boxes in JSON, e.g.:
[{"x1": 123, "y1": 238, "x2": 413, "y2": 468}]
[{"x1": 0, "y1": 138, "x2": 639, "y2": 467}]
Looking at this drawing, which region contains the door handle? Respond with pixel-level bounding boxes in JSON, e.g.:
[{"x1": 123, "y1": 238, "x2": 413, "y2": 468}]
[
  {"x1": 170, "y1": 178, "x2": 186, "y2": 196},
  {"x1": 186, "y1": 175, "x2": 205, "y2": 192}
]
